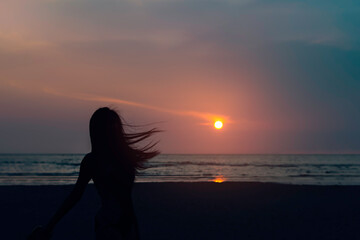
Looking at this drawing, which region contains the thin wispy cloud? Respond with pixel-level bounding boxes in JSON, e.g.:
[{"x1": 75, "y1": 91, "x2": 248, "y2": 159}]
[
  {"x1": 0, "y1": 31, "x2": 53, "y2": 52},
  {"x1": 43, "y1": 88, "x2": 230, "y2": 124}
]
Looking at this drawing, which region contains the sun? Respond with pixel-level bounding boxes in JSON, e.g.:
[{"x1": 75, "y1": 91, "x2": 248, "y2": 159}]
[{"x1": 214, "y1": 120, "x2": 223, "y2": 129}]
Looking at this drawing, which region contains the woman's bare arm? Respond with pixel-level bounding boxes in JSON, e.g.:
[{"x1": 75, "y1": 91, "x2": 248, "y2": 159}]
[{"x1": 45, "y1": 154, "x2": 93, "y2": 232}]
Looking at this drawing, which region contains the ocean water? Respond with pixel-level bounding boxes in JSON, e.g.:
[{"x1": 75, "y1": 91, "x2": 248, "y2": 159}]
[{"x1": 0, "y1": 154, "x2": 360, "y2": 185}]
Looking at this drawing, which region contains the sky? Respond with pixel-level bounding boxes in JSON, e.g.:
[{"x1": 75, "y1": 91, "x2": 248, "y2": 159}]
[{"x1": 0, "y1": 0, "x2": 360, "y2": 154}]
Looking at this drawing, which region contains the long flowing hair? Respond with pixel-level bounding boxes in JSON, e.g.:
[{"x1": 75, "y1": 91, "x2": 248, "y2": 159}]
[{"x1": 89, "y1": 107, "x2": 160, "y2": 174}]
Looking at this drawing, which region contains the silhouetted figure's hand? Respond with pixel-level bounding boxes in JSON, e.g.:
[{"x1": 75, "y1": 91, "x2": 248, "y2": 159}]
[{"x1": 27, "y1": 225, "x2": 52, "y2": 240}]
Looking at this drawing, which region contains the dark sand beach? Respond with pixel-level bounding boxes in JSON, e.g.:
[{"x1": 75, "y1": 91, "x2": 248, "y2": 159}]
[{"x1": 1, "y1": 182, "x2": 360, "y2": 240}]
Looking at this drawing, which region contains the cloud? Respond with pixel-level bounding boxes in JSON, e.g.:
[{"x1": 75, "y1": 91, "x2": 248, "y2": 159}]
[
  {"x1": 43, "y1": 88, "x2": 230, "y2": 124},
  {"x1": 0, "y1": 31, "x2": 53, "y2": 53}
]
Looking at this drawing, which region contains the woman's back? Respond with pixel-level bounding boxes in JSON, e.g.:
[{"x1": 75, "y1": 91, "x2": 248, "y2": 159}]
[
  {"x1": 88, "y1": 152, "x2": 138, "y2": 239},
  {"x1": 91, "y1": 153, "x2": 134, "y2": 200}
]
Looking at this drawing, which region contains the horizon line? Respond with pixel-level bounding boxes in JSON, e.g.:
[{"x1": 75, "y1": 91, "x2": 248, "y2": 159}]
[{"x1": 1, "y1": 152, "x2": 360, "y2": 155}]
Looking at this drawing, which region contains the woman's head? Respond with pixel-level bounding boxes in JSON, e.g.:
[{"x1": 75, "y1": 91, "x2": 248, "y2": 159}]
[
  {"x1": 90, "y1": 107, "x2": 124, "y2": 153},
  {"x1": 89, "y1": 107, "x2": 160, "y2": 171}
]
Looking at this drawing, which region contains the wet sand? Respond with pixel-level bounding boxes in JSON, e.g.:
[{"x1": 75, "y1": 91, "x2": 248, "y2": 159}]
[{"x1": 1, "y1": 182, "x2": 360, "y2": 239}]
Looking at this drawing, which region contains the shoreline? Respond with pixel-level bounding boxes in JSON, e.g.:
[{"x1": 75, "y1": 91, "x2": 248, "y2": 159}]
[
  {"x1": 3, "y1": 179, "x2": 360, "y2": 186},
  {"x1": 1, "y1": 182, "x2": 360, "y2": 239},
  {"x1": 2, "y1": 182, "x2": 360, "y2": 187}
]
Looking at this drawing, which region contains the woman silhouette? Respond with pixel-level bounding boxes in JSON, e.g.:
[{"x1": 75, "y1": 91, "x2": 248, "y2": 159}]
[{"x1": 29, "y1": 107, "x2": 160, "y2": 240}]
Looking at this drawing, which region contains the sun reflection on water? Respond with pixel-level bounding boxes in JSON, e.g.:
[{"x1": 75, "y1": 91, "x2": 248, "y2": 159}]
[{"x1": 212, "y1": 175, "x2": 226, "y2": 183}]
